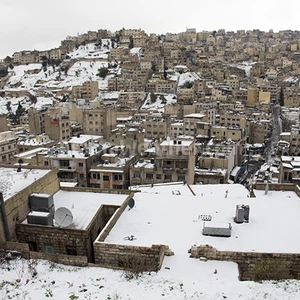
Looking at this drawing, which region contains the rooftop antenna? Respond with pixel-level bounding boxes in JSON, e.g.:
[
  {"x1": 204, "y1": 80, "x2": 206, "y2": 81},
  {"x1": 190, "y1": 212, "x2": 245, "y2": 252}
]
[{"x1": 54, "y1": 207, "x2": 73, "y2": 227}]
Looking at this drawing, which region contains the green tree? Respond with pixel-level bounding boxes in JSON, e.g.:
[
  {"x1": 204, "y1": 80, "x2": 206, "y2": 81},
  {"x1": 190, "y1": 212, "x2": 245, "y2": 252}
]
[
  {"x1": 279, "y1": 87, "x2": 284, "y2": 106},
  {"x1": 97, "y1": 67, "x2": 108, "y2": 79},
  {"x1": 6, "y1": 101, "x2": 11, "y2": 112},
  {"x1": 150, "y1": 92, "x2": 157, "y2": 103},
  {"x1": 0, "y1": 67, "x2": 8, "y2": 77},
  {"x1": 4, "y1": 56, "x2": 12, "y2": 64},
  {"x1": 182, "y1": 81, "x2": 193, "y2": 89},
  {"x1": 129, "y1": 36, "x2": 134, "y2": 49}
]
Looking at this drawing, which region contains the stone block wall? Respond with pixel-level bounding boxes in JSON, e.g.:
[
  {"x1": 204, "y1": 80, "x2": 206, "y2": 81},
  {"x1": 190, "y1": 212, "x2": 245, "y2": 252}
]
[
  {"x1": 253, "y1": 182, "x2": 295, "y2": 192},
  {"x1": 16, "y1": 223, "x2": 90, "y2": 258},
  {"x1": 190, "y1": 245, "x2": 300, "y2": 281},
  {"x1": 0, "y1": 168, "x2": 60, "y2": 241},
  {"x1": 93, "y1": 242, "x2": 169, "y2": 272},
  {"x1": 29, "y1": 251, "x2": 88, "y2": 267}
]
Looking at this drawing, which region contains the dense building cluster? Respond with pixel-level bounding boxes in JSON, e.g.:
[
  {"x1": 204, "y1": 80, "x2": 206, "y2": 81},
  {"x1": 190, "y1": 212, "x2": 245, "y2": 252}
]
[{"x1": 1, "y1": 27, "x2": 300, "y2": 187}]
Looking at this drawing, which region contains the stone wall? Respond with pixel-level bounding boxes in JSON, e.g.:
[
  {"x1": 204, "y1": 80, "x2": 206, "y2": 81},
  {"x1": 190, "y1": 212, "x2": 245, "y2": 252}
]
[
  {"x1": 16, "y1": 204, "x2": 121, "y2": 263},
  {"x1": 0, "y1": 168, "x2": 60, "y2": 241},
  {"x1": 93, "y1": 242, "x2": 169, "y2": 272},
  {"x1": 189, "y1": 245, "x2": 300, "y2": 281},
  {"x1": 253, "y1": 182, "x2": 296, "y2": 192},
  {"x1": 0, "y1": 241, "x2": 30, "y2": 258},
  {"x1": 29, "y1": 251, "x2": 88, "y2": 267},
  {"x1": 0, "y1": 241, "x2": 88, "y2": 267},
  {"x1": 17, "y1": 224, "x2": 90, "y2": 257},
  {"x1": 97, "y1": 193, "x2": 134, "y2": 242},
  {"x1": 61, "y1": 186, "x2": 133, "y2": 195}
]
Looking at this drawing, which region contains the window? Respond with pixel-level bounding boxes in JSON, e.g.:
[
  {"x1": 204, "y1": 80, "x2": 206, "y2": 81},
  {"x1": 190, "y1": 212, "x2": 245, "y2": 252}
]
[
  {"x1": 66, "y1": 246, "x2": 77, "y2": 256},
  {"x1": 133, "y1": 172, "x2": 140, "y2": 178},
  {"x1": 92, "y1": 173, "x2": 97, "y2": 179},
  {"x1": 78, "y1": 163, "x2": 83, "y2": 167},
  {"x1": 156, "y1": 174, "x2": 162, "y2": 180},
  {"x1": 103, "y1": 175, "x2": 110, "y2": 181},
  {"x1": 145, "y1": 173, "x2": 153, "y2": 180},
  {"x1": 114, "y1": 174, "x2": 123, "y2": 181},
  {"x1": 59, "y1": 160, "x2": 70, "y2": 167},
  {"x1": 164, "y1": 174, "x2": 172, "y2": 181},
  {"x1": 44, "y1": 161, "x2": 49, "y2": 166},
  {"x1": 28, "y1": 241, "x2": 37, "y2": 252},
  {"x1": 43, "y1": 243, "x2": 55, "y2": 254}
]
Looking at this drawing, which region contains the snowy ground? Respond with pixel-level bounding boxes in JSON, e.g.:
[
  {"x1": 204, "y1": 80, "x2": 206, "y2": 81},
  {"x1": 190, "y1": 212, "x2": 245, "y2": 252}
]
[
  {"x1": 141, "y1": 93, "x2": 177, "y2": 111},
  {"x1": 1, "y1": 257, "x2": 300, "y2": 300}
]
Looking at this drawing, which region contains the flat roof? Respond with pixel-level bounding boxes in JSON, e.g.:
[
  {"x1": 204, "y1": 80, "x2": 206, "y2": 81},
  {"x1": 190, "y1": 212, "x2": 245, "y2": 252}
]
[
  {"x1": 0, "y1": 168, "x2": 51, "y2": 201},
  {"x1": 105, "y1": 184, "x2": 300, "y2": 254},
  {"x1": 52, "y1": 190, "x2": 126, "y2": 230}
]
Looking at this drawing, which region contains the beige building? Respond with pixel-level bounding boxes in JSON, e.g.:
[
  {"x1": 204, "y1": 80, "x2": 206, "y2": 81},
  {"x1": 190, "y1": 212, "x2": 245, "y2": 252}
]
[
  {"x1": 72, "y1": 81, "x2": 99, "y2": 100},
  {"x1": 0, "y1": 115, "x2": 8, "y2": 132},
  {"x1": 83, "y1": 107, "x2": 116, "y2": 139},
  {"x1": 131, "y1": 138, "x2": 195, "y2": 185},
  {"x1": 0, "y1": 131, "x2": 18, "y2": 164},
  {"x1": 89, "y1": 149, "x2": 137, "y2": 189}
]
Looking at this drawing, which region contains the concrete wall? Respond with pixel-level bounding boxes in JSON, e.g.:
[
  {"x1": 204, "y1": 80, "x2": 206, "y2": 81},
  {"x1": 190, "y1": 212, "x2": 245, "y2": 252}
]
[
  {"x1": 0, "y1": 168, "x2": 60, "y2": 241},
  {"x1": 190, "y1": 245, "x2": 300, "y2": 281}
]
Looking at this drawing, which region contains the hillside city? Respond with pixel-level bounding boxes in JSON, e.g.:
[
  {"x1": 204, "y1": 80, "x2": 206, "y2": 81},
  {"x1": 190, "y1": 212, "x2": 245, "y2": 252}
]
[
  {"x1": 1, "y1": 27, "x2": 300, "y2": 186},
  {"x1": 2, "y1": 27, "x2": 300, "y2": 299}
]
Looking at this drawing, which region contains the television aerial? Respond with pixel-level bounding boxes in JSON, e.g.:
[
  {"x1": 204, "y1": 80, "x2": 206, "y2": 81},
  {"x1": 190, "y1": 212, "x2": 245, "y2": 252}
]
[
  {"x1": 54, "y1": 207, "x2": 73, "y2": 227},
  {"x1": 128, "y1": 198, "x2": 135, "y2": 210}
]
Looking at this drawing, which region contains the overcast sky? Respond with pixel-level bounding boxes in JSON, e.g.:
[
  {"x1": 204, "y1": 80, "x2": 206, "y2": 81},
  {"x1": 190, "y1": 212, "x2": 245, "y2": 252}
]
[{"x1": 1, "y1": 0, "x2": 300, "y2": 58}]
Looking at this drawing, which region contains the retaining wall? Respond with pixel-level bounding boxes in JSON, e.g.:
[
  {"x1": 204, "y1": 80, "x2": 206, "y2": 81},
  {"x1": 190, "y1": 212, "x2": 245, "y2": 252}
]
[{"x1": 190, "y1": 245, "x2": 300, "y2": 281}]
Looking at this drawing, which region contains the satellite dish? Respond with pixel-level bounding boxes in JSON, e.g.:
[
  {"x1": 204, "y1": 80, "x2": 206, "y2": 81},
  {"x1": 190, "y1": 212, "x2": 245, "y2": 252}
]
[
  {"x1": 54, "y1": 207, "x2": 73, "y2": 227},
  {"x1": 128, "y1": 198, "x2": 135, "y2": 209}
]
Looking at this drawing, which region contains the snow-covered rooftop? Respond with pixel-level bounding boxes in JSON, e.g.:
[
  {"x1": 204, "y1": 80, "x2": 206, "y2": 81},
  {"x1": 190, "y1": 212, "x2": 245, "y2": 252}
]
[
  {"x1": 105, "y1": 184, "x2": 300, "y2": 254},
  {"x1": 0, "y1": 168, "x2": 51, "y2": 201},
  {"x1": 49, "y1": 190, "x2": 125, "y2": 230}
]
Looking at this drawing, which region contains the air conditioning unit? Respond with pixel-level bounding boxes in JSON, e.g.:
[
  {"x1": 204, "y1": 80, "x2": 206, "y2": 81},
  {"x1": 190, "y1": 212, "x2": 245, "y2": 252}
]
[
  {"x1": 235, "y1": 204, "x2": 250, "y2": 223},
  {"x1": 27, "y1": 211, "x2": 54, "y2": 226},
  {"x1": 29, "y1": 193, "x2": 54, "y2": 214}
]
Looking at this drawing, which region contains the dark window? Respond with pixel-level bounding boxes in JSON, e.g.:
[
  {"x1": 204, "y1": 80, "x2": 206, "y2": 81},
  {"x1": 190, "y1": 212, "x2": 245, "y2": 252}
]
[
  {"x1": 78, "y1": 163, "x2": 84, "y2": 167},
  {"x1": 43, "y1": 244, "x2": 55, "y2": 254},
  {"x1": 28, "y1": 242, "x2": 37, "y2": 252},
  {"x1": 66, "y1": 246, "x2": 77, "y2": 256},
  {"x1": 103, "y1": 175, "x2": 109, "y2": 181},
  {"x1": 146, "y1": 173, "x2": 153, "y2": 180},
  {"x1": 113, "y1": 174, "x2": 123, "y2": 181},
  {"x1": 59, "y1": 160, "x2": 70, "y2": 167}
]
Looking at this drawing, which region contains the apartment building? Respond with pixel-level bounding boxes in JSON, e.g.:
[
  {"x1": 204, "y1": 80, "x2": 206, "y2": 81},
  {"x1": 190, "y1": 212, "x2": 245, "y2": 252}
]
[
  {"x1": 0, "y1": 131, "x2": 17, "y2": 163},
  {"x1": 117, "y1": 91, "x2": 146, "y2": 109},
  {"x1": 72, "y1": 81, "x2": 99, "y2": 100},
  {"x1": 0, "y1": 115, "x2": 8, "y2": 132},
  {"x1": 110, "y1": 127, "x2": 144, "y2": 155},
  {"x1": 130, "y1": 138, "x2": 195, "y2": 185},
  {"x1": 13, "y1": 51, "x2": 39, "y2": 64},
  {"x1": 89, "y1": 149, "x2": 136, "y2": 189},
  {"x1": 183, "y1": 113, "x2": 207, "y2": 136},
  {"x1": 198, "y1": 139, "x2": 238, "y2": 182},
  {"x1": 82, "y1": 107, "x2": 116, "y2": 139},
  {"x1": 43, "y1": 135, "x2": 108, "y2": 186}
]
